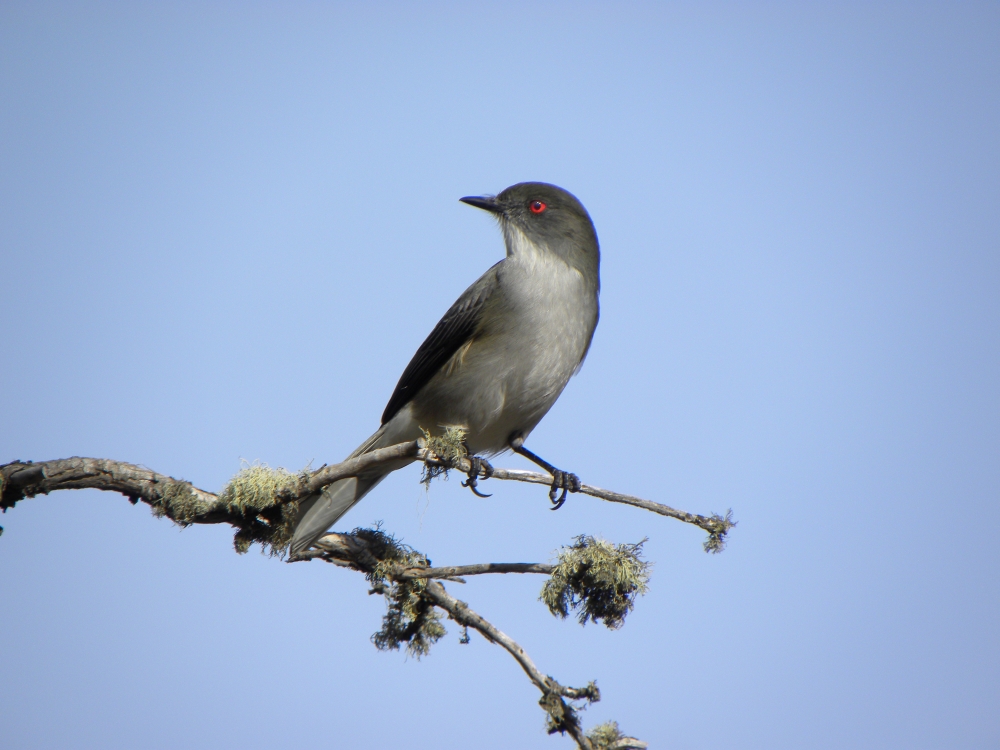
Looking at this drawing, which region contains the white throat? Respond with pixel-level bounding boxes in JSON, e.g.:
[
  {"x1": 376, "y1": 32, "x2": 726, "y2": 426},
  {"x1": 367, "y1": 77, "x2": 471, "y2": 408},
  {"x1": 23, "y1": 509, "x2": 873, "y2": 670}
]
[{"x1": 502, "y1": 222, "x2": 555, "y2": 269}]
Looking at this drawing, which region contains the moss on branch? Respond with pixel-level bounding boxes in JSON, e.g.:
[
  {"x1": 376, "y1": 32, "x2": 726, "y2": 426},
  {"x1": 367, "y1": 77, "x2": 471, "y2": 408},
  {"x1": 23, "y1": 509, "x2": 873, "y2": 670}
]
[
  {"x1": 215, "y1": 462, "x2": 307, "y2": 556},
  {"x1": 541, "y1": 536, "x2": 650, "y2": 629},
  {"x1": 353, "y1": 526, "x2": 447, "y2": 658}
]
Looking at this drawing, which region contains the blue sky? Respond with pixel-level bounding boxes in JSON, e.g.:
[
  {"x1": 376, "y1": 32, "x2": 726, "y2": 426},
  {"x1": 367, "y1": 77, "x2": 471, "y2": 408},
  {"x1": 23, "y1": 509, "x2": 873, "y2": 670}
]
[{"x1": 2, "y1": 3, "x2": 998, "y2": 748}]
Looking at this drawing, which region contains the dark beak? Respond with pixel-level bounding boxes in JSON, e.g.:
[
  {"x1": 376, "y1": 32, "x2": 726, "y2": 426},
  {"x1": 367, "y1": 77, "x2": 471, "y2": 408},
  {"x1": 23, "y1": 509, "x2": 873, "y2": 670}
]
[{"x1": 459, "y1": 195, "x2": 504, "y2": 215}]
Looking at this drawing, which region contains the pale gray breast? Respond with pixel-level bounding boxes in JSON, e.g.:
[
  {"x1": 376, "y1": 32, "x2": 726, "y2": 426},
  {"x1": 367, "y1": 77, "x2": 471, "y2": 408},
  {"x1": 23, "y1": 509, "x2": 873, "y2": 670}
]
[
  {"x1": 501, "y1": 252, "x2": 596, "y2": 397},
  {"x1": 455, "y1": 246, "x2": 596, "y2": 453},
  {"x1": 411, "y1": 239, "x2": 597, "y2": 454}
]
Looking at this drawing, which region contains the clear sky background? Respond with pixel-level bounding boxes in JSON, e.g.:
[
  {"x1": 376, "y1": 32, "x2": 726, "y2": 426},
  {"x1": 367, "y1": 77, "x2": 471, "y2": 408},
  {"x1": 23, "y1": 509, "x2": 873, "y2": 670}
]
[{"x1": 2, "y1": 3, "x2": 998, "y2": 749}]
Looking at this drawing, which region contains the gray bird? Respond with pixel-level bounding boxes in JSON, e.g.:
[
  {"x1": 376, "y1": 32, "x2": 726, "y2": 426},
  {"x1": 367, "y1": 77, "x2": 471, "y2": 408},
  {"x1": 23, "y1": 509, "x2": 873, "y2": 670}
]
[{"x1": 289, "y1": 182, "x2": 600, "y2": 558}]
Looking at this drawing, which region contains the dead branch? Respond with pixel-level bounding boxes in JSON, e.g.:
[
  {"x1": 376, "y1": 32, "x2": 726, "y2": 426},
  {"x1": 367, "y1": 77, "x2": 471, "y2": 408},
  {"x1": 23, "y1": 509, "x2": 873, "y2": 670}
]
[
  {"x1": 400, "y1": 562, "x2": 555, "y2": 579},
  {"x1": 425, "y1": 579, "x2": 599, "y2": 748},
  {"x1": 304, "y1": 530, "x2": 636, "y2": 749}
]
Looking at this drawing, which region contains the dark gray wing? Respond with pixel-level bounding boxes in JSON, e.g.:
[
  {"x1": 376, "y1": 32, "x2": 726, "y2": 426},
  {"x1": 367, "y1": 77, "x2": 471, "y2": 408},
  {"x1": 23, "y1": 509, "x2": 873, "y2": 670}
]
[{"x1": 381, "y1": 261, "x2": 502, "y2": 425}]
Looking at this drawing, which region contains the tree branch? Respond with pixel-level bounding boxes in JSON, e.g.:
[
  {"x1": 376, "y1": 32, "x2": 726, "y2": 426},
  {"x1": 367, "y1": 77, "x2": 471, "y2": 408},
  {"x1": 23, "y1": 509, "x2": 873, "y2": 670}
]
[
  {"x1": 400, "y1": 562, "x2": 555, "y2": 579},
  {"x1": 1, "y1": 453, "x2": 656, "y2": 748},
  {"x1": 0, "y1": 457, "x2": 225, "y2": 522},
  {"x1": 435, "y1": 459, "x2": 730, "y2": 538},
  {"x1": 294, "y1": 535, "x2": 555, "y2": 583},
  {"x1": 297, "y1": 441, "x2": 422, "y2": 495},
  {"x1": 424, "y1": 579, "x2": 599, "y2": 748},
  {"x1": 303, "y1": 530, "x2": 623, "y2": 750},
  {"x1": 2, "y1": 441, "x2": 734, "y2": 551}
]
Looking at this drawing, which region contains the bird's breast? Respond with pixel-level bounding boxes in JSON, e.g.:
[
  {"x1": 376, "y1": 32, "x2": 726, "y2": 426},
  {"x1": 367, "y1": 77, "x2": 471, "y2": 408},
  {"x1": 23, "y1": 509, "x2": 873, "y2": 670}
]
[
  {"x1": 412, "y1": 251, "x2": 598, "y2": 455},
  {"x1": 499, "y1": 253, "x2": 596, "y2": 383}
]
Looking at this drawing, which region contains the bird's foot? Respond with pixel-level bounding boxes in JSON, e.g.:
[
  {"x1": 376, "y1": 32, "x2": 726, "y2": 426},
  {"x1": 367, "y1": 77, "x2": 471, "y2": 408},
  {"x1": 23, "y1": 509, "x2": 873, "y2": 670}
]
[
  {"x1": 548, "y1": 469, "x2": 581, "y2": 510},
  {"x1": 462, "y1": 456, "x2": 495, "y2": 498},
  {"x1": 507, "y1": 433, "x2": 581, "y2": 510}
]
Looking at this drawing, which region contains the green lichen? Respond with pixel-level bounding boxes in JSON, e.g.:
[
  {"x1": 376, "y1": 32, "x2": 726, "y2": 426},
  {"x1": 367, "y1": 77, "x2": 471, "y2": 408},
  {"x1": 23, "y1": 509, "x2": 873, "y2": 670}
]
[
  {"x1": 150, "y1": 481, "x2": 211, "y2": 525},
  {"x1": 541, "y1": 690, "x2": 582, "y2": 736},
  {"x1": 230, "y1": 500, "x2": 300, "y2": 557},
  {"x1": 540, "y1": 536, "x2": 650, "y2": 629},
  {"x1": 419, "y1": 426, "x2": 468, "y2": 484},
  {"x1": 217, "y1": 462, "x2": 308, "y2": 557},
  {"x1": 703, "y1": 509, "x2": 736, "y2": 554},
  {"x1": 587, "y1": 721, "x2": 623, "y2": 749},
  {"x1": 541, "y1": 681, "x2": 600, "y2": 737},
  {"x1": 217, "y1": 463, "x2": 302, "y2": 513},
  {"x1": 354, "y1": 526, "x2": 446, "y2": 658}
]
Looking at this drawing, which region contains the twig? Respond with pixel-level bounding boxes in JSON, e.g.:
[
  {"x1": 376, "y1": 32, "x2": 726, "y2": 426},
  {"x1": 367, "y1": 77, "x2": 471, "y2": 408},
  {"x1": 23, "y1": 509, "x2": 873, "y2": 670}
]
[
  {"x1": 424, "y1": 579, "x2": 598, "y2": 749},
  {"x1": 300, "y1": 535, "x2": 555, "y2": 581},
  {"x1": 301, "y1": 530, "x2": 602, "y2": 749},
  {"x1": 431, "y1": 458, "x2": 727, "y2": 535},
  {"x1": 398, "y1": 562, "x2": 554, "y2": 579}
]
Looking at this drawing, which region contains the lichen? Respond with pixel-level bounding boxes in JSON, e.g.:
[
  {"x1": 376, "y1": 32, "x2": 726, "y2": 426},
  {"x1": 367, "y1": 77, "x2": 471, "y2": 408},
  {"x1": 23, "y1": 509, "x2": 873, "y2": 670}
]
[
  {"x1": 541, "y1": 690, "x2": 581, "y2": 736},
  {"x1": 587, "y1": 721, "x2": 623, "y2": 749},
  {"x1": 540, "y1": 535, "x2": 650, "y2": 629},
  {"x1": 230, "y1": 499, "x2": 300, "y2": 557},
  {"x1": 150, "y1": 481, "x2": 211, "y2": 526},
  {"x1": 354, "y1": 526, "x2": 446, "y2": 658},
  {"x1": 217, "y1": 462, "x2": 308, "y2": 557},
  {"x1": 217, "y1": 463, "x2": 302, "y2": 513},
  {"x1": 703, "y1": 509, "x2": 736, "y2": 554},
  {"x1": 541, "y1": 681, "x2": 600, "y2": 737},
  {"x1": 419, "y1": 426, "x2": 468, "y2": 485}
]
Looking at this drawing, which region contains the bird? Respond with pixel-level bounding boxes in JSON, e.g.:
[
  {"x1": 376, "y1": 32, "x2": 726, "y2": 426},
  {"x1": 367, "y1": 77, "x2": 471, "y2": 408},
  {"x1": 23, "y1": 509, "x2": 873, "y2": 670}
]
[{"x1": 289, "y1": 182, "x2": 600, "y2": 558}]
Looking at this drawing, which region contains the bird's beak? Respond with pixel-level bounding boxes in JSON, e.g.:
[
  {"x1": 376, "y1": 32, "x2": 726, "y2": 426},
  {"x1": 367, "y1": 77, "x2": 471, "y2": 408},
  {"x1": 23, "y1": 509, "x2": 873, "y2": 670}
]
[{"x1": 459, "y1": 195, "x2": 505, "y2": 215}]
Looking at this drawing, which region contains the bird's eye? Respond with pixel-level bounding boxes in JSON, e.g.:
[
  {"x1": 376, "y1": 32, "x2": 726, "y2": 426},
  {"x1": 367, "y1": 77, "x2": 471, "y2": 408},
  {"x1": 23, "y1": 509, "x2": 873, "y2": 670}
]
[{"x1": 530, "y1": 201, "x2": 547, "y2": 214}]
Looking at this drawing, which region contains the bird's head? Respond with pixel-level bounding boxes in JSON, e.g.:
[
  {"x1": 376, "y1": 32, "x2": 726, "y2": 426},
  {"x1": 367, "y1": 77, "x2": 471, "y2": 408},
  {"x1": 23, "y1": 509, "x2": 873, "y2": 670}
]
[{"x1": 460, "y1": 182, "x2": 600, "y2": 281}]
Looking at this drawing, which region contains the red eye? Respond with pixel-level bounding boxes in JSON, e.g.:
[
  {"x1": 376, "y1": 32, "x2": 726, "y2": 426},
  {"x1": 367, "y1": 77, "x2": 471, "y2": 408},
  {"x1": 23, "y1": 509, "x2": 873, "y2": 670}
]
[{"x1": 530, "y1": 201, "x2": 546, "y2": 214}]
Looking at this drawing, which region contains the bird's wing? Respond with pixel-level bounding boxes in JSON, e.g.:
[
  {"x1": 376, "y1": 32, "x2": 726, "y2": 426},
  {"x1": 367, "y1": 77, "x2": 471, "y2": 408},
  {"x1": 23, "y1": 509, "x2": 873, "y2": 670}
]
[{"x1": 381, "y1": 260, "x2": 502, "y2": 425}]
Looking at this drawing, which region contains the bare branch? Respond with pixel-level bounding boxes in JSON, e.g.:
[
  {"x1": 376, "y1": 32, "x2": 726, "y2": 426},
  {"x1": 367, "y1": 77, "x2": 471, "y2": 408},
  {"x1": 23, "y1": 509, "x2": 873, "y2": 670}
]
[
  {"x1": 399, "y1": 562, "x2": 554, "y2": 579},
  {"x1": 417, "y1": 448, "x2": 734, "y2": 546},
  {"x1": 491, "y1": 467, "x2": 717, "y2": 528},
  {"x1": 423, "y1": 580, "x2": 598, "y2": 748},
  {"x1": 613, "y1": 738, "x2": 649, "y2": 750}
]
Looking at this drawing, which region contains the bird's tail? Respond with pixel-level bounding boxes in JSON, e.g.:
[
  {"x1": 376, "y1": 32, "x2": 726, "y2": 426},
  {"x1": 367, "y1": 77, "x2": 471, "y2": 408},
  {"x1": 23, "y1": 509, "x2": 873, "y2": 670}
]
[{"x1": 288, "y1": 425, "x2": 414, "y2": 558}]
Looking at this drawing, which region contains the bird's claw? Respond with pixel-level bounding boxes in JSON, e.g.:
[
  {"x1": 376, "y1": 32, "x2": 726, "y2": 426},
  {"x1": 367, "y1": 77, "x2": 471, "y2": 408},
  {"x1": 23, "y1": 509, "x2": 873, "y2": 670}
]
[
  {"x1": 462, "y1": 456, "x2": 494, "y2": 498},
  {"x1": 548, "y1": 470, "x2": 581, "y2": 510}
]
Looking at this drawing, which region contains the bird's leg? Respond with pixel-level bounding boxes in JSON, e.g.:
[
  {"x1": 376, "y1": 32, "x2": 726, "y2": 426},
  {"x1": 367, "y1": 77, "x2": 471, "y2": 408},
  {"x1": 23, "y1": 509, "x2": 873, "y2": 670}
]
[
  {"x1": 461, "y1": 453, "x2": 494, "y2": 498},
  {"x1": 508, "y1": 433, "x2": 581, "y2": 510}
]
